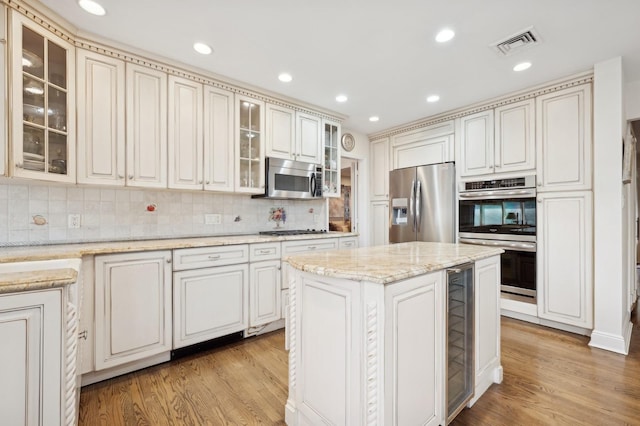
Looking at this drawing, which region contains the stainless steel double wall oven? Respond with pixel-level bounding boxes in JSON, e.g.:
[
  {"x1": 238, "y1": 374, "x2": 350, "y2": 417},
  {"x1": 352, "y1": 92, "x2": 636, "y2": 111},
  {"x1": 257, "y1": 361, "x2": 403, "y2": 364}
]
[{"x1": 458, "y1": 176, "x2": 537, "y2": 302}]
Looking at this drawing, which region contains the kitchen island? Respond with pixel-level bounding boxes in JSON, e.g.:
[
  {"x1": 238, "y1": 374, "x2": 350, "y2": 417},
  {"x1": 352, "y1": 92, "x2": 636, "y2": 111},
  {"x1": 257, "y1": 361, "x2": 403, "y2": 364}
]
[{"x1": 283, "y1": 242, "x2": 503, "y2": 426}]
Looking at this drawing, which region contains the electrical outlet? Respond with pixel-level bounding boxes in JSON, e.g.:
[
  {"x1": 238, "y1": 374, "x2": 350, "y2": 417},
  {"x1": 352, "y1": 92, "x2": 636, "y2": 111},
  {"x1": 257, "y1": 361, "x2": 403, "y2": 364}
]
[
  {"x1": 205, "y1": 213, "x2": 222, "y2": 225},
  {"x1": 68, "y1": 214, "x2": 81, "y2": 229}
]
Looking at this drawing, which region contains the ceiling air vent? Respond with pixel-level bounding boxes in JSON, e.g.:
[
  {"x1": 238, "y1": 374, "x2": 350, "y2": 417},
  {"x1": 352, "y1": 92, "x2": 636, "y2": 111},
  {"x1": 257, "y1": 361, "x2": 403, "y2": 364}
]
[{"x1": 491, "y1": 27, "x2": 541, "y2": 56}]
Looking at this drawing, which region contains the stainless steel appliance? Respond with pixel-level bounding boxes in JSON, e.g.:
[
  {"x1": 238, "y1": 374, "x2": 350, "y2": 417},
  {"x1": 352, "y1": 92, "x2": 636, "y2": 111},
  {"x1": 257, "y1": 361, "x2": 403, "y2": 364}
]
[
  {"x1": 389, "y1": 162, "x2": 456, "y2": 243},
  {"x1": 458, "y1": 176, "x2": 537, "y2": 302},
  {"x1": 259, "y1": 229, "x2": 327, "y2": 236},
  {"x1": 447, "y1": 263, "x2": 474, "y2": 424},
  {"x1": 252, "y1": 157, "x2": 323, "y2": 199}
]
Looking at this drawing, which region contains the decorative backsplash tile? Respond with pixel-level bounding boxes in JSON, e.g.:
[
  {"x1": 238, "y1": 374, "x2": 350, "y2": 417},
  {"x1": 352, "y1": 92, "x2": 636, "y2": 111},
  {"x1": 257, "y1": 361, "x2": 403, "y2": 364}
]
[{"x1": 0, "y1": 180, "x2": 326, "y2": 246}]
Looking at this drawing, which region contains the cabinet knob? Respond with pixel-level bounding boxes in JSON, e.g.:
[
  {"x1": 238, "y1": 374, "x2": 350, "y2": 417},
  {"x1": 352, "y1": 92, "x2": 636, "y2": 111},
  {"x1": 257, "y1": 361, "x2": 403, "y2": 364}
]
[
  {"x1": 129, "y1": 174, "x2": 134, "y2": 180},
  {"x1": 199, "y1": 180, "x2": 203, "y2": 184},
  {"x1": 537, "y1": 198, "x2": 542, "y2": 204},
  {"x1": 537, "y1": 182, "x2": 542, "y2": 187},
  {"x1": 15, "y1": 163, "x2": 23, "y2": 169},
  {"x1": 206, "y1": 180, "x2": 210, "y2": 185},
  {"x1": 166, "y1": 258, "x2": 172, "y2": 263},
  {"x1": 78, "y1": 330, "x2": 88, "y2": 340},
  {"x1": 118, "y1": 174, "x2": 124, "y2": 179}
]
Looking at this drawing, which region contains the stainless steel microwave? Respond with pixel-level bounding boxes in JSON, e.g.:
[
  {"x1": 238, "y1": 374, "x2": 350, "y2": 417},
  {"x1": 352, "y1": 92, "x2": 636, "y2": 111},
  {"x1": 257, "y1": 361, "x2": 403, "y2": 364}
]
[{"x1": 252, "y1": 157, "x2": 323, "y2": 199}]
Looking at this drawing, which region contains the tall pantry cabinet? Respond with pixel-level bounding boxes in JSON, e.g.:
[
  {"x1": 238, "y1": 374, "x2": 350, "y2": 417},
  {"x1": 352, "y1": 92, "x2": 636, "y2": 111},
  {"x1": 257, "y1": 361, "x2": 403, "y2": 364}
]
[{"x1": 370, "y1": 137, "x2": 390, "y2": 246}]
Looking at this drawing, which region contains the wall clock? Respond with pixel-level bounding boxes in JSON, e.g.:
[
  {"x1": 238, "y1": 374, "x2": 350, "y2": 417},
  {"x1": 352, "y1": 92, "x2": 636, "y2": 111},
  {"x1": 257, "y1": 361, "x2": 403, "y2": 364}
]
[{"x1": 341, "y1": 133, "x2": 355, "y2": 152}]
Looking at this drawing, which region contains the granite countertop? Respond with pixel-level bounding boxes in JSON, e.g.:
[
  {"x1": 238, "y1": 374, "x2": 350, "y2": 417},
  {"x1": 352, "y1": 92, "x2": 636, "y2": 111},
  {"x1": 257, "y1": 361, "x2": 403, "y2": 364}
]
[
  {"x1": 284, "y1": 241, "x2": 503, "y2": 284},
  {"x1": 0, "y1": 232, "x2": 357, "y2": 264},
  {"x1": 0, "y1": 268, "x2": 79, "y2": 294}
]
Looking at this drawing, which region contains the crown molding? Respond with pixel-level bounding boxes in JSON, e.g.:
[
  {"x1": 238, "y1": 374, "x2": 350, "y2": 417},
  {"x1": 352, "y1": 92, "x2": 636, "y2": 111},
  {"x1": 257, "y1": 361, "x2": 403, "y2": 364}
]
[
  {"x1": 3, "y1": 0, "x2": 347, "y2": 123},
  {"x1": 368, "y1": 71, "x2": 594, "y2": 141}
]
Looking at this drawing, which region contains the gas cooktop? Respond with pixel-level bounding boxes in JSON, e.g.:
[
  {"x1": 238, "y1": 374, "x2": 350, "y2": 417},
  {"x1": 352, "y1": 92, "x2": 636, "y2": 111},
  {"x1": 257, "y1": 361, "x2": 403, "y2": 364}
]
[{"x1": 259, "y1": 229, "x2": 328, "y2": 236}]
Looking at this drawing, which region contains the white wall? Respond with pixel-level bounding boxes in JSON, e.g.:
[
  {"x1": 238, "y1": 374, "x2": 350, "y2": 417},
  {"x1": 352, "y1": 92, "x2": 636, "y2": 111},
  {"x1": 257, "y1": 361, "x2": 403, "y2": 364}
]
[
  {"x1": 590, "y1": 56, "x2": 633, "y2": 354},
  {"x1": 341, "y1": 129, "x2": 370, "y2": 247},
  {"x1": 625, "y1": 79, "x2": 640, "y2": 120}
]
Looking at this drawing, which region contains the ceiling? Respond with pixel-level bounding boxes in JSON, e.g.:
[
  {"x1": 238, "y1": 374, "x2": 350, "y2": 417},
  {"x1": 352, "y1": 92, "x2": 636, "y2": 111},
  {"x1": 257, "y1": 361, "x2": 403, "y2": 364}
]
[{"x1": 36, "y1": 0, "x2": 640, "y2": 135}]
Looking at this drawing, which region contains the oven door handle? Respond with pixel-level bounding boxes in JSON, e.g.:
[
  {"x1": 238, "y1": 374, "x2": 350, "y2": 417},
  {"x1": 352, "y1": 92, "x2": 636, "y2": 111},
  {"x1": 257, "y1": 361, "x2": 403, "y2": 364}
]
[
  {"x1": 459, "y1": 238, "x2": 537, "y2": 252},
  {"x1": 458, "y1": 188, "x2": 536, "y2": 199}
]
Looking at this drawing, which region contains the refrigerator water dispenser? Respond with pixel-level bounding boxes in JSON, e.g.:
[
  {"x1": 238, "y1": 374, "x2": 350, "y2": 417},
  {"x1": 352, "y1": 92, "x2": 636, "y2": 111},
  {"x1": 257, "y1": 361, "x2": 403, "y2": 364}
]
[{"x1": 391, "y1": 198, "x2": 409, "y2": 225}]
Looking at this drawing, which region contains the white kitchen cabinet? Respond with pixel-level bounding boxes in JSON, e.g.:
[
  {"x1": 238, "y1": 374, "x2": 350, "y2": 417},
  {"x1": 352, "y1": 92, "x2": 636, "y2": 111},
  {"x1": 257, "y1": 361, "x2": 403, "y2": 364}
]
[
  {"x1": 249, "y1": 259, "x2": 281, "y2": 327},
  {"x1": 473, "y1": 255, "x2": 502, "y2": 403},
  {"x1": 0, "y1": 290, "x2": 62, "y2": 426},
  {"x1": 94, "y1": 251, "x2": 172, "y2": 370},
  {"x1": 125, "y1": 63, "x2": 168, "y2": 188},
  {"x1": 371, "y1": 200, "x2": 389, "y2": 246},
  {"x1": 204, "y1": 85, "x2": 235, "y2": 192},
  {"x1": 0, "y1": 4, "x2": 6, "y2": 176},
  {"x1": 370, "y1": 137, "x2": 390, "y2": 200},
  {"x1": 323, "y1": 119, "x2": 341, "y2": 197},
  {"x1": 168, "y1": 75, "x2": 203, "y2": 190},
  {"x1": 11, "y1": 11, "x2": 76, "y2": 183},
  {"x1": 458, "y1": 110, "x2": 494, "y2": 177},
  {"x1": 493, "y1": 99, "x2": 535, "y2": 174},
  {"x1": 236, "y1": 94, "x2": 265, "y2": 193},
  {"x1": 266, "y1": 103, "x2": 296, "y2": 160},
  {"x1": 296, "y1": 111, "x2": 322, "y2": 164},
  {"x1": 391, "y1": 121, "x2": 455, "y2": 170},
  {"x1": 339, "y1": 236, "x2": 359, "y2": 249},
  {"x1": 282, "y1": 238, "x2": 339, "y2": 255},
  {"x1": 173, "y1": 264, "x2": 249, "y2": 348},
  {"x1": 537, "y1": 191, "x2": 593, "y2": 329},
  {"x1": 536, "y1": 84, "x2": 592, "y2": 192},
  {"x1": 79, "y1": 255, "x2": 95, "y2": 375},
  {"x1": 76, "y1": 49, "x2": 126, "y2": 185}
]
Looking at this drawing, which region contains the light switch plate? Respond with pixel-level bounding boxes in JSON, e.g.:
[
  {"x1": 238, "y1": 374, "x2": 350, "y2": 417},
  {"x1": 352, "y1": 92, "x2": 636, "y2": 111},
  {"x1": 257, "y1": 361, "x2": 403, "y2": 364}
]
[
  {"x1": 205, "y1": 213, "x2": 221, "y2": 225},
  {"x1": 68, "y1": 214, "x2": 81, "y2": 229}
]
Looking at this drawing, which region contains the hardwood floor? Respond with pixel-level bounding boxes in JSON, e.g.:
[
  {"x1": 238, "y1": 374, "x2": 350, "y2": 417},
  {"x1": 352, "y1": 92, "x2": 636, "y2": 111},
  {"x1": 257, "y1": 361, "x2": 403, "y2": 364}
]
[{"x1": 79, "y1": 313, "x2": 640, "y2": 425}]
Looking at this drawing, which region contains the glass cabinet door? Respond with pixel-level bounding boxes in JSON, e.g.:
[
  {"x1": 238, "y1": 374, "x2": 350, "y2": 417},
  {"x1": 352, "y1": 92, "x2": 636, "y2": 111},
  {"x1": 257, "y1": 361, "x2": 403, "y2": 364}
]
[
  {"x1": 323, "y1": 120, "x2": 341, "y2": 197},
  {"x1": 12, "y1": 15, "x2": 75, "y2": 182},
  {"x1": 236, "y1": 95, "x2": 264, "y2": 192}
]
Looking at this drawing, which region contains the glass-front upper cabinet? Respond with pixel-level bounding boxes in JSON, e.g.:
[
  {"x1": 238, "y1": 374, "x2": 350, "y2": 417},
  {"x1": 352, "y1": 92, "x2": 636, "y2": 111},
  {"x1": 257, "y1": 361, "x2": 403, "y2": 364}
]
[
  {"x1": 11, "y1": 12, "x2": 75, "y2": 182},
  {"x1": 322, "y1": 119, "x2": 341, "y2": 197},
  {"x1": 235, "y1": 94, "x2": 264, "y2": 193}
]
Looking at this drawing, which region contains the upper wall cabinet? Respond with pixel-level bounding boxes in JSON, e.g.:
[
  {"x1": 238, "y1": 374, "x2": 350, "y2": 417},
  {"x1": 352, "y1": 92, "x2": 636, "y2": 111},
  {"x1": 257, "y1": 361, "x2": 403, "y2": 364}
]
[
  {"x1": 77, "y1": 49, "x2": 126, "y2": 185},
  {"x1": 370, "y1": 137, "x2": 390, "y2": 201},
  {"x1": 391, "y1": 121, "x2": 454, "y2": 170},
  {"x1": 494, "y1": 99, "x2": 535, "y2": 174},
  {"x1": 168, "y1": 75, "x2": 204, "y2": 190},
  {"x1": 266, "y1": 103, "x2": 295, "y2": 160},
  {"x1": 236, "y1": 94, "x2": 265, "y2": 194},
  {"x1": 322, "y1": 119, "x2": 341, "y2": 197},
  {"x1": 204, "y1": 86, "x2": 235, "y2": 192},
  {"x1": 11, "y1": 11, "x2": 76, "y2": 183},
  {"x1": 295, "y1": 112, "x2": 322, "y2": 164},
  {"x1": 125, "y1": 63, "x2": 168, "y2": 188},
  {"x1": 458, "y1": 110, "x2": 494, "y2": 177},
  {"x1": 536, "y1": 84, "x2": 592, "y2": 192}
]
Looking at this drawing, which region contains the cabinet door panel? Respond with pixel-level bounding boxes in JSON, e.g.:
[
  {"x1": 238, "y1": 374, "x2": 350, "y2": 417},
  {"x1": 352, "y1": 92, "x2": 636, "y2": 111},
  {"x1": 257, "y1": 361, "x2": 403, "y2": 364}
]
[
  {"x1": 266, "y1": 104, "x2": 295, "y2": 159},
  {"x1": 536, "y1": 84, "x2": 591, "y2": 191},
  {"x1": 168, "y1": 76, "x2": 203, "y2": 190},
  {"x1": 126, "y1": 63, "x2": 167, "y2": 188},
  {"x1": 173, "y1": 264, "x2": 248, "y2": 348},
  {"x1": 77, "y1": 50, "x2": 125, "y2": 185},
  {"x1": 204, "y1": 86, "x2": 234, "y2": 191},
  {"x1": 371, "y1": 201, "x2": 389, "y2": 246},
  {"x1": 537, "y1": 192, "x2": 593, "y2": 327},
  {"x1": 296, "y1": 112, "x2": 321, "y2": 163},
  {"x1": 394, "y1": 135, "x2": 453, "y2": 169},
  {"x1": 370, "y1": 138, "x2": 390, "y2": 200},
  {"x1": 250, "y1": 260, "x2": 281, "y2": 327},
  {"x1": 95, "y1": 251, "x2": 172, "y2": 369},
  {"x1": 459, "y1": 111, "x2": 494, "y2": 176},
  {"x1": 494, "y1": 99, "x2": 535, "y2": 173}
]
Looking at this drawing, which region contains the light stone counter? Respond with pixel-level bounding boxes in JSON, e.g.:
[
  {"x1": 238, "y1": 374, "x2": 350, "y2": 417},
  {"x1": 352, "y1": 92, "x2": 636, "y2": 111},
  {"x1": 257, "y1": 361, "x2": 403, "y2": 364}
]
[
  {"x1": 0, "y1": 268, "x2": 78, "y2": 294},
  {"x1": 0, "y1": 232, "x2": 357, "y2": 264},
  {"x1": 284, "y1": 241, "x2": 503, "y2": 284}
]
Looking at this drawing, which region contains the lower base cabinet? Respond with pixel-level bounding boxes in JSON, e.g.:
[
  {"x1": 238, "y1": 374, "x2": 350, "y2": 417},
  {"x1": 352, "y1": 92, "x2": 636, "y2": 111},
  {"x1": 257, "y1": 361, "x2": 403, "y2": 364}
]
[
  {"x1": 94, "y1": 251, "x2": 172, "y2": 370},
  {"x1": 249, "y1": 260, "x2": 281, "y2": 327},
  {"x1": 173, "y1": 264, "x2": 249, "y2": 348},
  {"x1": 371, "y1": 201, "x2": 389, "y2": 246}
]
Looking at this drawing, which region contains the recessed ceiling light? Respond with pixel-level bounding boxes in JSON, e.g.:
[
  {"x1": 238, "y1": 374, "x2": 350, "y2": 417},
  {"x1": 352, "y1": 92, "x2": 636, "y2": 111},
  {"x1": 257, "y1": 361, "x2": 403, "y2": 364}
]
[
  {"x1": 336, "y1": 94, "x2": 348, "y2": 103},
  {"x1": 426, "y1": 95, "x2": 440, "y2": 103},
  {"x1": 435, "y1": 28, "x2": 455, "y2": 43},
  {"x1": 278, "y1": 73, "x2": 293, "y2": 83},
  {"x1": 78, "y1": 0, "x2": 106, "y2": 16},
  {"x1": 193, "y1": 42, "x2": 213, "y2": 55},
  {"x1": 369, "y1": 116, "x2": 380, "y2": 122},
  {"x1": 513, "y1": 62, "x2": 532, "y2": 72}
]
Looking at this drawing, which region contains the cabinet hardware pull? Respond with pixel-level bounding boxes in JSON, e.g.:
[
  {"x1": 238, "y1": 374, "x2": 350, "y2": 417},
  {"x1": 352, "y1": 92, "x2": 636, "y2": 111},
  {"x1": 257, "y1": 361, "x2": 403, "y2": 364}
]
[
  {"x1": 128, "y1": 174, "x2": 134, "y2": 179},
  {"x1": 199, "y1": 180, "x2": 203, "y2": 184},
  {"x1": 208, "y1": 255, "x2": 221, "y2": 260},
  {"x1": 206, "y1": 180, "x2": 210, "y2": 185},
  {"x1": 307, "y1": 246, "x2": 317, "y2": 250},
  {"x1": 78, "y1": 330, "x2": 88, "y2": 340},
  {"x1": 118, "y1": 174, "x2": 124, "y2": 179},
  {"x1": 166, "y1": 258, "x2": 172, "y2": 263},
  {"x1": 16, "y1": 163, "x2": 23, "y2": 168},
  {"x1": 259, "y1": 249, "x2": 272, "y2": 254}
]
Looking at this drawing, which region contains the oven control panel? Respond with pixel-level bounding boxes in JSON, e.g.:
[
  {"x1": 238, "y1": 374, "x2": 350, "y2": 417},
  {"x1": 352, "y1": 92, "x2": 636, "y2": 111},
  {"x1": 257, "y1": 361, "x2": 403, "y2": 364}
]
[{"x1": 461, "y1": 175, "x2": 535, "y2": 191}]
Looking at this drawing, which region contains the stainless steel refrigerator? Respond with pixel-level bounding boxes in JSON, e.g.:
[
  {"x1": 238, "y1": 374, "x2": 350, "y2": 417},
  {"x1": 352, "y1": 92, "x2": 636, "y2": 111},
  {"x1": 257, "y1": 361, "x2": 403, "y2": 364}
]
[{"x1": 389, "y1": 162, "x2": 455, "y2": 243}]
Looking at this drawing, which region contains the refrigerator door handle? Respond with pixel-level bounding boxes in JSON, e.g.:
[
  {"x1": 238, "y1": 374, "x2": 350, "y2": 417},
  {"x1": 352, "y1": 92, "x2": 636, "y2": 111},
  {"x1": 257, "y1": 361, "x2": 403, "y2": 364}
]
[
  {"x1": 410, "y1": 179, "x2": 416, "y2": 233},
  {"x1": 416, "y1": 180, "x2": 422, "y2": 233}
]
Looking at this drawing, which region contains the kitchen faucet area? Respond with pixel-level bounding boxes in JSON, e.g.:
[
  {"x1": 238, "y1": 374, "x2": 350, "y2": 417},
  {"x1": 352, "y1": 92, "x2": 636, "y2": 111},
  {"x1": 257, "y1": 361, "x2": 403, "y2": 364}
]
[{"x1": 1, "y1": 0, "x2": 640, "y2": 424}]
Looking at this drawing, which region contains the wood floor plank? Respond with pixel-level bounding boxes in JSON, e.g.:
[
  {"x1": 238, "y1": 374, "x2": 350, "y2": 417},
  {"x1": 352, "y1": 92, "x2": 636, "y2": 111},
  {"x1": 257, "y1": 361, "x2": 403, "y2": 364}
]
[{"x1": 80, "y1": 312, "x2": 640, "y2": 425}]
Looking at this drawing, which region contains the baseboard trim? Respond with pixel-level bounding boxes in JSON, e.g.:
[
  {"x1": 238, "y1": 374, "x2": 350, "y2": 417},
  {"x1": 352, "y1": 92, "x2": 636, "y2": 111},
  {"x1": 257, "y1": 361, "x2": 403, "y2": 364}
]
[{"x1": 589, "y1": 321, "x2": 633, "y2": 355}]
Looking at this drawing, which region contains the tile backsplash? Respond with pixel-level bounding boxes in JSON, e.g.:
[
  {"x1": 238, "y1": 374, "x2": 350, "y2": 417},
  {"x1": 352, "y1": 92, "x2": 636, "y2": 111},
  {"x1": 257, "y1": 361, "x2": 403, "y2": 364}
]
[{"x1": 0, "y1": 180, "x2": 326, "y2": 246}]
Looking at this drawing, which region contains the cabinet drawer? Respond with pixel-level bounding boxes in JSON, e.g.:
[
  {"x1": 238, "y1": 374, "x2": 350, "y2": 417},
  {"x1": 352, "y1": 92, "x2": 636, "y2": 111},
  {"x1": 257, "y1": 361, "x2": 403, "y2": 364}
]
[
  {"x1": 249, "y1": 242, "x2": 281, "y2": 262},
  {"x1": 339, "y1": 237, "x2": 359, "y2": 249},
  {"x1": 173, "y1": 245, "x2": 249, "y2": 271},
  {"x1": 282, "y1": 238, "x2": 339, "y2": 256}
]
